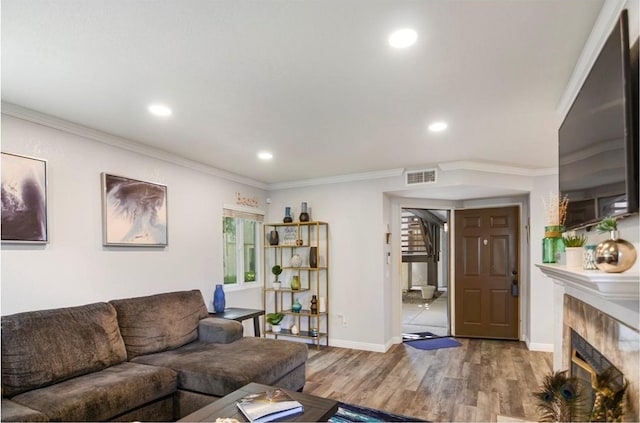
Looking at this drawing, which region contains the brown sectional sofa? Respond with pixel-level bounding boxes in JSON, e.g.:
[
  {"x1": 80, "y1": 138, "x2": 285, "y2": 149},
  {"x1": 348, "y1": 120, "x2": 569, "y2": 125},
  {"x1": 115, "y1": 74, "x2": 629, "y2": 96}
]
[{"x1": 1, "y1": 290, "x2": 308, "y2": 421}]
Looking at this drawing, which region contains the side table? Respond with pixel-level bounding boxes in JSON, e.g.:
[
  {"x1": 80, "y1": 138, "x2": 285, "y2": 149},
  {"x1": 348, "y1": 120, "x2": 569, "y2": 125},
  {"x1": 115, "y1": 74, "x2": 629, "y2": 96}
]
[{"x1": 209, "y1": 307, "x2": 265, "y2": 337}]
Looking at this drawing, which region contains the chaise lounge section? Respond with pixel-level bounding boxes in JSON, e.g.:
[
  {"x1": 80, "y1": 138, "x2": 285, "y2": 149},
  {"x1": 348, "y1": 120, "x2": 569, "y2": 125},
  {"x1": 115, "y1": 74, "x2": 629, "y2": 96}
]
[{"x1": 1, "y1": 290, "x2": 308, "y2": 421}]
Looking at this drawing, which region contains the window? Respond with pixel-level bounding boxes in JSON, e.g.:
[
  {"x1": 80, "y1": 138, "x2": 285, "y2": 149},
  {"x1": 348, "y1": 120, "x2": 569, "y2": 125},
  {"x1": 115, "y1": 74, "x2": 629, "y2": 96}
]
[{"x1": 223, "y1": 207, "x2": 263, "y2": 287}]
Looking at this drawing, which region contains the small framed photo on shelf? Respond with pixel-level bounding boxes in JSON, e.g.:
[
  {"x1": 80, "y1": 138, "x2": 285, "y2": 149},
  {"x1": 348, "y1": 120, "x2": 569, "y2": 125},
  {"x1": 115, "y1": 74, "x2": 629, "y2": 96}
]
[
  {"x1": 101, "y1": 173, "x2": 168, "y2": 246},
  {"x1": 1, "y1": 152, "x2": 48, "y2": 243},
  {"x1": 281, "y1": 226, "x2": 298, "y2": 246}
]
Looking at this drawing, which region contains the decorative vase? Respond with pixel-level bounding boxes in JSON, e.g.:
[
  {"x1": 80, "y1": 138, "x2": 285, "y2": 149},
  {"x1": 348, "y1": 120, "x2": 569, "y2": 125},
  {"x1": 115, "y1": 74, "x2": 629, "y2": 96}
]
[
  {"x1": 565, "y1": 247, "x2": 584, "y2": 269},
  {"x1": 583, "y1": 245, "x2": 598, "y2": 270},
  {"x1": 292, "y1": 299, "x2": 302, "y2": 313},
  {"x1": 299, "y1": 202, "x2": 309, "y2": 222},
  {"x1": 309, "y1": 246, "x2": 317, "y2": 268},
  {"x1": 213, "y1": 284, "x2": 225, "y2": 313},
  {"x1": 290, "y1": 254, "x2": 302, "y2": 267},
  {"x1": 268, "y1": 230, "x2": 279, "y2": 246},
  {"x1": 595, "y1": 230, "x2": 637, "y2": 273},
  {"x1": 310, "y1": 295, "x2": 318, "y2": 314},
  {"x1": 542, "y1": 225, "x2": 565, "y2": 263},
  {"x1": 291, "y1": 275, "x2": 301, "y2": 290},
  {"x1": 283, "y1": 207, "x2": 293, "y2": 223}
]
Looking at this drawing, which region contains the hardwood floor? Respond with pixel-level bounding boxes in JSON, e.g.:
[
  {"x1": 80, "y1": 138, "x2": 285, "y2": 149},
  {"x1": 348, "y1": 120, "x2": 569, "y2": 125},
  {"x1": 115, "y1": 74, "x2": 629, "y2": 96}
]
[{"x1": 303, "y1": 338, "x2": 552, "y2": 422}]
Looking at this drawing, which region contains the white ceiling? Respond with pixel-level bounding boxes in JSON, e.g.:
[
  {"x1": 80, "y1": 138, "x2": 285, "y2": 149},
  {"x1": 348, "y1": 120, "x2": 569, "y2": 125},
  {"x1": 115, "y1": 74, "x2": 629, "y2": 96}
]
[{"x1": 1, "y1": 0, "x2": 604, "y2": 185}]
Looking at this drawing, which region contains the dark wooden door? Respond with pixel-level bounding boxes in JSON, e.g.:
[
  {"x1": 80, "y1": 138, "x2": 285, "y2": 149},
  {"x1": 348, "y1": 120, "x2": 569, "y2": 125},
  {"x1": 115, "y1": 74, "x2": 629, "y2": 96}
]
[{"x1": 454, "y1": 206, "x2": 519, "y2": 339}]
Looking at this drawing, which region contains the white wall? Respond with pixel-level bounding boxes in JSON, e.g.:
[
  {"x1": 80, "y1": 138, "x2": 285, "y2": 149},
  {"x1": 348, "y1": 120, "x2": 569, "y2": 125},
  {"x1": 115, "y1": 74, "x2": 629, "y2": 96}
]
[
  {"x1": 1, "y1": 114, "x2": 267, "y2": 326},
  {"x1": 266, "y1": 180, "x2": 389, "y2": 351}
]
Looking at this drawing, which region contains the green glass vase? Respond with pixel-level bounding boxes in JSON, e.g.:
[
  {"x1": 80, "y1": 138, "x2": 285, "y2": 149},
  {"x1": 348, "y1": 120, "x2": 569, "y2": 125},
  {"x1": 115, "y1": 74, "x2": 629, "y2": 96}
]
[
  {"x1": 291, "y1": 275, "x2": 301, "y2": 290},
  {"x1": 542, "y1": 225, "x2": 565, "y2": 263}
]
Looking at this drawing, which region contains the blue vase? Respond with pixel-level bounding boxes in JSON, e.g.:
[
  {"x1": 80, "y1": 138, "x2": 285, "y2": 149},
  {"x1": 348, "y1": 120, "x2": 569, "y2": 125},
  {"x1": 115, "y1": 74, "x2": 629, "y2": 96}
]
[{"x1": 213, "y1": 284, "x2": 225, "y2": 313}]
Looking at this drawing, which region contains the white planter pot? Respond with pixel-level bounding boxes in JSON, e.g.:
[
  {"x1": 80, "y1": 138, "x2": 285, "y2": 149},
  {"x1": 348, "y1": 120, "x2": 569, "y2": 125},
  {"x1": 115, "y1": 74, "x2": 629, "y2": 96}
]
[
  {"x1": 565, "y1": 247, "x2": 584, "y2": 269},
  {"x1": 271, "y1": 324, "x2": 281, "y2": 333},
  {"x1": 273, "y1": 282, "x2": 281, "y2": 290}
]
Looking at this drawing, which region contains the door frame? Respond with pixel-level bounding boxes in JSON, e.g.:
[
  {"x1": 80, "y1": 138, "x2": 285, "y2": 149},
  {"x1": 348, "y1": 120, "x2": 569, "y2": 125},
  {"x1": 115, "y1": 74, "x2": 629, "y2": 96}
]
[
  {"x1": 391, "y1": 199, "x2": 457, "y2": 344},
  {"x1": 449, "y1": 202, "x2": 529, "y2": 341},
  {"x1": 400, "y1": 207, "x2": 452, "y2": 336},
  {"x1": 390, "y1": 198, "x2": 530, "y2": 345}
]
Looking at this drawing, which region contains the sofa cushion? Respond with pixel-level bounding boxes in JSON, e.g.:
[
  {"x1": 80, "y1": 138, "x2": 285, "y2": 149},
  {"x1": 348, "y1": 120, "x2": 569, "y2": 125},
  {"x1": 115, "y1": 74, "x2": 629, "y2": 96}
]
[
  {"x1": 110, "y1": 290, "x2": 209, "y2": 359},
  {"x1": 198, "y1": 317, "x2": 243, "y2": 344},
  {"x1": 10, "y1": 362, "x2": 177, "y2": 422},
  {"x1": 131, "y1": 337, "x2": 308, "y2": 397},
  {"x1": 1, "y1": 303, "x2": 127, "y2": 397},
  {"x1": 1, "y1": 399, "x2": 49, "y2": 422}
]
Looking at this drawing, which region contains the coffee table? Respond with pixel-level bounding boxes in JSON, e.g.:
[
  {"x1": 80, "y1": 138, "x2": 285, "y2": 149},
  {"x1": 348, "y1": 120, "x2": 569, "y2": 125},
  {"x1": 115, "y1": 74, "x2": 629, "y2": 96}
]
[{"x1": 178, "y1": 382, "x2": 339, "y2": 422}]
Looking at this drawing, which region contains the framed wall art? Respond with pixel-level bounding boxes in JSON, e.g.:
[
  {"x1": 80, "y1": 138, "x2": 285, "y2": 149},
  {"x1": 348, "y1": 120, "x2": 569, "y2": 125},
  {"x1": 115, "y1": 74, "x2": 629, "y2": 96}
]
[
  {"x1": 1, "y1": 152, "x2": 48, "y2": 243},
  {"x1": 101, "y1": 173, "x2": 168, "y2": 246}
]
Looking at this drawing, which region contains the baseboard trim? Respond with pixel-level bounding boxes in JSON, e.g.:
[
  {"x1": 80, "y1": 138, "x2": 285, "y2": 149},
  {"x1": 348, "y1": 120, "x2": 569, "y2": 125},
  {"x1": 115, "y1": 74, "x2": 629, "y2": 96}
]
[
  {"x1": 526, "y1": 341, "x2": 554, "y2": 352},
  {"x1": 330, "y1": 338, "x2": 388, "y2": 352}
]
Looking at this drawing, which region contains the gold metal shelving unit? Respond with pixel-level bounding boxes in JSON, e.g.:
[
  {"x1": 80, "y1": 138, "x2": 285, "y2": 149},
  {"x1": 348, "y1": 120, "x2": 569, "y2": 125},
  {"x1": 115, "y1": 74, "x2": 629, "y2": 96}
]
[{"x1": 262, "y1": 221, "x2": 329, "y2": 349}]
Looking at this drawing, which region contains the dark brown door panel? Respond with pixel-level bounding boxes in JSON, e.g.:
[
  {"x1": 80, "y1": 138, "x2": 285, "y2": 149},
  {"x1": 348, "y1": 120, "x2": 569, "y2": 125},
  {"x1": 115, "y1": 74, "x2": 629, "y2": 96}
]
[{"x1": 455, "y1": 206, "x2": 519, "y2": 339}]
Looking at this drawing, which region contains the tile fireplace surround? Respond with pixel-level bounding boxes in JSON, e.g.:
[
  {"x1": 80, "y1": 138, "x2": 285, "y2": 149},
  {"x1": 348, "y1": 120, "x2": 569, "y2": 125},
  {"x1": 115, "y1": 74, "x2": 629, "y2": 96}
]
[{"x1": 538, "y1": 265, "x2": 639, "y2": 421}]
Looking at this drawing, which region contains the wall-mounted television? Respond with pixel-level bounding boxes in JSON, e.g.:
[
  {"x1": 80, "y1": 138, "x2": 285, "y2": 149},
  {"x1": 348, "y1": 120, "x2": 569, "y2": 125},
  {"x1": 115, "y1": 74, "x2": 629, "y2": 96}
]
[{"x1": 559, "y1": 9, "x2": 639, "y2": 230}]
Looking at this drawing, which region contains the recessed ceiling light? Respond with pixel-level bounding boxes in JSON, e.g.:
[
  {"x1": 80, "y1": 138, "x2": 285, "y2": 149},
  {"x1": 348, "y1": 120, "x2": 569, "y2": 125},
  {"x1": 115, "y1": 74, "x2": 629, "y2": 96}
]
[
  {"x1": 428, "y1": 121, "x2": 448, "y2": 132},
  {"x1": 388, "y1": 28, "x2": 417, "y2": 48},
  {"x1": 258, "y1": 151, "x2": 273, "y2": 161},
  {"x1": 147, "y1": 104, "x2": 172, "y2": 117}
]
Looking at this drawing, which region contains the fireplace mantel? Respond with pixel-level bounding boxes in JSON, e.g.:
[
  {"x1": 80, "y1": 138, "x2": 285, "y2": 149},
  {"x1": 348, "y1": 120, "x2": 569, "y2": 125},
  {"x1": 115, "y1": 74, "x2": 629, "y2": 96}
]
[
  {"x1": 537, "y1": 264, "x2": 639, "y2": 300},
  {"x1": 537, "y1": 264, "x2": 639, "y2": 331},
  {"x1": 537, "y1": 263, "x2": 640, "y2": 370}
]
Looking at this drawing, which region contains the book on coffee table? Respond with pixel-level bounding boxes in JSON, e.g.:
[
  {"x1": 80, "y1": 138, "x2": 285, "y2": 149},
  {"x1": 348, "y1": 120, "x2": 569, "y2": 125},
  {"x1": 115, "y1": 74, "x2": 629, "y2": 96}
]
[{"x1": 236, "y1": 388, "x2": 304, "y2": 422}]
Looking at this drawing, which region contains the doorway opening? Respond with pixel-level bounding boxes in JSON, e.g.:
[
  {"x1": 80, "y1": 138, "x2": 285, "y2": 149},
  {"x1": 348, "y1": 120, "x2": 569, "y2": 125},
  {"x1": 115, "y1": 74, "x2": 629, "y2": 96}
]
[{"x1": 401, "y1": 208, "x2": 450, "y2": 339}]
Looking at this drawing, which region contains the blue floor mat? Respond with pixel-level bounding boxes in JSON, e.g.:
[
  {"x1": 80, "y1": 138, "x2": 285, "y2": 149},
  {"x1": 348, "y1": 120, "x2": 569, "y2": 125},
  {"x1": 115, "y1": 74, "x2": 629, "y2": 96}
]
[{"x1": 404, "y1": 337, "x2": 461, "y2": 351}]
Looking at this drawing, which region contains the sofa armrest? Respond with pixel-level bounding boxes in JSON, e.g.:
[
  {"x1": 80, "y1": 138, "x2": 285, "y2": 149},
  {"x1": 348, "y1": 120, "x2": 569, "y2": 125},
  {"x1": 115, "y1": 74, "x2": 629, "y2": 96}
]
[
  {"x1": 198, "y1": 317, "x2": 243, "y2": 343},
  {"x1": 1, "y1": 399, "x2": 49, "y2": 422}
]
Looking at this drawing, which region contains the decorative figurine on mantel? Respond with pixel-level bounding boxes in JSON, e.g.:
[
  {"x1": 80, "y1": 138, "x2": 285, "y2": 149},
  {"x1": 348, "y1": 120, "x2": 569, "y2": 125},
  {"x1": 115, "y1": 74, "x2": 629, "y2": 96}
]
[{"x1": 594, "y1": 216, "x2": 637, "y2": 273}]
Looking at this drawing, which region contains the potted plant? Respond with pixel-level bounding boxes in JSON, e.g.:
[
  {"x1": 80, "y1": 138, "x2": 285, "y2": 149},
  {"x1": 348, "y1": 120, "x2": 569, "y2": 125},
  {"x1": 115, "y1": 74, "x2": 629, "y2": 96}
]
[
  {"x1": 595, "y1": 216, "x2": 618, "y2": 234},
  {"x1": 563, "y1": 232, "x2": 587, "y2": 269},
  {"x1": 271, "y1": 265, "x2": 283, "y2": 289},
  {"x1": 266, "y1": 312, "x2": 284, "y2": 333}
]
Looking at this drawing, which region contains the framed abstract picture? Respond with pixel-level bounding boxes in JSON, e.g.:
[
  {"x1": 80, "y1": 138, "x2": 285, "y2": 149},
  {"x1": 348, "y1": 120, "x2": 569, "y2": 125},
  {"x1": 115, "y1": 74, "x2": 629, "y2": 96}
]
[
  {"x1": 1, "y1": 153, "x2": 48, "y2": 243},
  {"x1": 101, "y1": 173, "x2": 168, "y2": 246}
]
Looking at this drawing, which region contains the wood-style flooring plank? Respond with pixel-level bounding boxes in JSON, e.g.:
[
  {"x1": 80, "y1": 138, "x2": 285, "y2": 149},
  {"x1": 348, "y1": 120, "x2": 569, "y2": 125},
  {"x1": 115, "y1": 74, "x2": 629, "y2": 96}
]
[{"x1": 303, "y1": 338, "x2": 551, "y2": 422}]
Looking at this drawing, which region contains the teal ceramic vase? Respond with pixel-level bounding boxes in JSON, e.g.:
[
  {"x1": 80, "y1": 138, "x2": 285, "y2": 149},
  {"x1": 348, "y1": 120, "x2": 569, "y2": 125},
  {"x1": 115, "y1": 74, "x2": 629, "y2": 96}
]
[{"x1": 292, "y1": 299, "x2": 302, "y2": 313}]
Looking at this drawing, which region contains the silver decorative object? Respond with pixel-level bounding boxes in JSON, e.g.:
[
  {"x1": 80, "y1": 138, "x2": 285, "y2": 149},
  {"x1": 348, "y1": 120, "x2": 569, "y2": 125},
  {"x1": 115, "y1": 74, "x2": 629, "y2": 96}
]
[{"x1": 595, "y1": 230, "x2": 637, "y2": 273}]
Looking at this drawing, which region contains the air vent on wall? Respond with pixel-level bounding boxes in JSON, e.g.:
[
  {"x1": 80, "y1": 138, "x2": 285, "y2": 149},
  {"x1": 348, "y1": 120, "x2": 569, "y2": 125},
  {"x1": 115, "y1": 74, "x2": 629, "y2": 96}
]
[{"x1": 405, "y1": 169, "x2": 437, "y2": 186}]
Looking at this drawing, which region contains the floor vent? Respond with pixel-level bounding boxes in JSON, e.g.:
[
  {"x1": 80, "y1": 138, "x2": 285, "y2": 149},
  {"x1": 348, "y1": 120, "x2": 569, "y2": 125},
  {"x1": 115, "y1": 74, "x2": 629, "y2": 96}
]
[{"x1": 405, "y1": 169, "x2": 437, "y2": 186}]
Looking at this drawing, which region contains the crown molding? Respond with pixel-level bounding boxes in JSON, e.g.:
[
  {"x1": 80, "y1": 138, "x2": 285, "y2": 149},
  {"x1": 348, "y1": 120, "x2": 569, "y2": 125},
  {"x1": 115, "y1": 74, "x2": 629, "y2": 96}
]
[
  {"x1": 2, "y1": 103, "x2": 556, "y2": 192},
  {"x1": 556, "y1": 0, "x2": 627, "y2": 120},
  {"x1": 438, "y1": 160, "x2": 556, "y2": 176},
  {"x1": 268, "y1": 168, "x2": 405, "y2": 190},
  {"x1": 1, "y1": 102, "x2": 269, "y2": 190}
]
